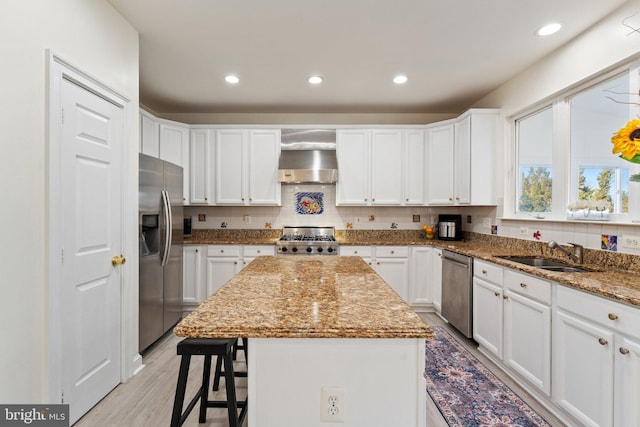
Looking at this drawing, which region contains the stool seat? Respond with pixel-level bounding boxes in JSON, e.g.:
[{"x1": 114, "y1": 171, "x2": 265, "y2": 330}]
[{"x1": 170, "y1": 337, "x2": 248, "y2": 427}]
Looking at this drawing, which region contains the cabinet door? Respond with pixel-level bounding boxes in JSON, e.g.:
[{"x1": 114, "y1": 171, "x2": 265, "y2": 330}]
[
  {"x1": 159, "y1": 123, "x2": 189, "y2": 202},
  {"x1": 248, "y1": 129, "x2": 281, "y2": 205},
  {"x1": 404, "y1": 130, "x2": 425, "y2": 205},
  {"x1": 375, "y1": 257, "x2": 409, "y2": 302},
  {"x1": 503, "y1": 290, "x2": 551, "y2": 395},
  {"x1": 472, "y1": 277, "x2": 503, "y2": 358},
  {"x1": 371, "y1": 129, "x2": 403, "y2": 205},
  {"x1": 189, "y1": 129, "x2": 213, "y2": 204},
  {"x1": 140, "y1": 112, "x2": 159, "y2": 156},
  {"x1": 432, "y1": 249, "x2": 443, "y2": 312},
  {"x1": 454, "y1": 116, "x2": 471, "y2": 204},
  {"x1": 409, "y1": 247, "x2": 433, "y2": 306},
  {"x1": 553, "y1": 310, "x2": 614, "y2": 427},
  {"x1": 215, "y1": 129, "x2": 246, "y2": 204},
  {"x1": 614, "y1": 335, "x2": 640, "y2": 427},
  {"x1": 336, "y1": 130, "x2": 370, "y2": 205},
  {"x1": 426, "y1": 124, "x2": 454, "y2": 204},
  {"x1": 206, "y1": 257, "x2": 241, "y2": 297},
  {"x1": 183, "y1": 246, "x2": 205, "y2": 309}
]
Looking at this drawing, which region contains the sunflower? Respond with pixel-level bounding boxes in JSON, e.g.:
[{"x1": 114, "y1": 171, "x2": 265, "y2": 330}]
[{"x1": 611, "y1": 119, "x2": 640, "y2": 163}]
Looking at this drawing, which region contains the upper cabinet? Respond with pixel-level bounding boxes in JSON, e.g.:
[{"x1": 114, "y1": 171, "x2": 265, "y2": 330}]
[
  {"x1": 189, "y1": 129, "x2": 214, "y2": 204},
  {"x1": 215, "y1": 129, "x2": 281, "y2": 206},
  {"x1": 140, "y1": 110, "x2": 190, "y2": 202},
  {"x1": 426, "y1": 109, "x2": 499, "y2": 206},
  {"x1": 336, "y1": 128, "x2": 425, "y2": 206}
]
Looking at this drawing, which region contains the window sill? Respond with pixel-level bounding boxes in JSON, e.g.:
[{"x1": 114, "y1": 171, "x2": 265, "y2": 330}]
[{"x1": 499, "y1": 216, "x2": 640, "y2": 226}]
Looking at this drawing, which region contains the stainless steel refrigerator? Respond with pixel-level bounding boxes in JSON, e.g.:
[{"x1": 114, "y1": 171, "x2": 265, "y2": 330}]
[{"x1": 139, "y1": 153, "x2": 183, "y2": 352}]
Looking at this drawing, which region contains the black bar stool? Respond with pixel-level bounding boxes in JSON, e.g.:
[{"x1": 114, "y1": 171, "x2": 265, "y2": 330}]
[
  {"x1": 213, "y1": 338, "x2": 248, "y2": 392},
  {"x1": 170, "y1": 338, "x2": 248, "y2": 427}
]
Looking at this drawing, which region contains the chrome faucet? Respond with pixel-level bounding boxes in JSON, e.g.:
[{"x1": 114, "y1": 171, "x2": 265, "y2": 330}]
[{"x1": 548, "y1": 240, "x2": 584, "y2": 264}]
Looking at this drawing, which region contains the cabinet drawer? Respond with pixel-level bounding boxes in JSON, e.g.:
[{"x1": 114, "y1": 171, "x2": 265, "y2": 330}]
[
  {"x1": 474, "y1": 260, "x2": 503, "y2": 285},
  {"x1": 557, "y1": 285, "x2": 640, "y2": 339},
  {"x1": 504, "y1": 269, "x2": 551, "y2": 304},
  {"x1": 207, "y1": 245, "x2": 241, "y2": 257},
  {"x1": 243, "y1": 245, "x2": 275, "y2": 257},
  {"x1": 375, "y1": 246, "x2": 409, "y2": 258},
  {"x1": 340, "y1": 246, "x2": 373, "y2": 257}
]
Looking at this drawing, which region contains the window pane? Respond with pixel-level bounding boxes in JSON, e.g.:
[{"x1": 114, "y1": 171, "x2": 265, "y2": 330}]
[
  {"x1": 570, "y1": 73, "x2": 630, "y2": 214},
  {"x1": 517, "y1": 107, "x2": 553, "y2": 212}
]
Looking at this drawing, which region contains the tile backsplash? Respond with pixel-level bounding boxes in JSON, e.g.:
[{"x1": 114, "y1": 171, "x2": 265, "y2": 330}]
[{"x1": 185, "y1": 185, "x2": 640, "y2": 256}]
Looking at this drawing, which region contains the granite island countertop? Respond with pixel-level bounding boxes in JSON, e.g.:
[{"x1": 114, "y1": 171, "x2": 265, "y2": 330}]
[{"x1": 174, "y1": 256, "x2": 433, "y2": 339}]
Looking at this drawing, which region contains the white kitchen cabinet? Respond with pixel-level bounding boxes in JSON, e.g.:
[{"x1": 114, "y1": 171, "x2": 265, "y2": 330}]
[
  {"x1": 140, "y1": 110, "x2": 159, "y2": 157},
  {"x1": 241, "y1": 245, "x2": 276, "y2": 269},
  {"x1": 553, "y1": 285, "x2": 640, "y2": 427},
  {"x1": 426, "y1": 109, "x2": 498, "y2": 205},
  {"x1": 473, "y1": 275, "x2": 504, "y2": 359},
  {"x1": 215, "y1": 129, "x2": 281, "y2": 206},
  {"x1": 159, "y1": 122, "x2": 190, "y2": 203},
  {"x1": 373, "y1": 246, "x2": 409, "y2": 302},
  {"x1": 206, "y1": 245, "x2": 242, "y2": 297},
  {"x1": 336, "y1": 129, "x2": 424, "y2": 206},
  {"x1": 409, "y1": 246, "x2": 442, "y2": 310},
  {"x1": 183, "y1": 245, "x2": 206, "y2": 312},
  {"x1": 426, "y1": 123, "x2": 455, "y2": 204},
  {"x1": 336, "y1": 130, "x2": 370, "y2": 205},
  {"x1": 339, "y1": 245, "x2": 373, "y2": 265},
  {"x1": 404, "y1": 129, "x2": 426, "y2": 205},
  {"x1": 189, "y1": 129, "x2": 215, "y2": 204}
]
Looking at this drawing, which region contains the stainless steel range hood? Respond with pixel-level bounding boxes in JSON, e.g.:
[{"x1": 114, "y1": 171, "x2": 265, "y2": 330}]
[{"x1": 278, "y1": 129, "x2": 338, "y2": 184}]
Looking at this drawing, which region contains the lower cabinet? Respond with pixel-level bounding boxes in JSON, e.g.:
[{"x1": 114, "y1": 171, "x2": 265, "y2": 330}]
[
  {"x1": 409, "y1": 247, "x2": 442, "y2": 311},
  {"x1": 553, "y1": 285, "x2": 640, "y2": 427},
  {"x1": 473, "y1": 260, "x2": 551, "y2": 396},
  {"x1": 183, "y1": 245, "x2": 206, "y2": 312},
  {"x1": 340, "y1": 245, "x2": 410, "y2": 303}
]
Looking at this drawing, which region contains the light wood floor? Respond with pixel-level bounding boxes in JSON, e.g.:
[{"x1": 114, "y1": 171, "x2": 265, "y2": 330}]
[{"x1": 75, "y1": 313, "x2": 565, "y2": 426}]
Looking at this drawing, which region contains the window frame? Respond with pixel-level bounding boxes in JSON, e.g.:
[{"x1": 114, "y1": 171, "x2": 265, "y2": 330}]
[{"x1": 508, "y1": 60, "x2": 640, "y2": 223}]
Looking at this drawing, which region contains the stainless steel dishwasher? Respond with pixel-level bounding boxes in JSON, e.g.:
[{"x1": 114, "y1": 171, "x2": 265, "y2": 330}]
[{"x1": 441, "y1": 250, "x2": 473, "y2": 338}]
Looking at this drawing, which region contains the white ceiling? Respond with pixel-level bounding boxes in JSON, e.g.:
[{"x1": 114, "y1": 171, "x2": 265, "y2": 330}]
[{"x1": 108, "y1": 0, "x2": 629, "y2": 114}]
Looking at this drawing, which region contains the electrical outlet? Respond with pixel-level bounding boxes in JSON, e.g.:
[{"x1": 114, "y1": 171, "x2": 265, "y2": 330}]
[
  {"x1": 621, "y1": 235, "x2": 640, "y2": 249},
  {"x1": 519, "y1": 226, "x2": 529, "y2": 236},
  {"x1": 320, "y1": 387, "x2": 345, "y2": 423}
]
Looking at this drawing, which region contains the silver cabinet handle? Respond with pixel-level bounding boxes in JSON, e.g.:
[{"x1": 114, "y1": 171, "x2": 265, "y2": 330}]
[
  {"x1": 620, "y1": 347, "x2": 630, "y2": 355},
  {"x1": 599, "y1": 338, "x2": 608, "y2": 346},
  {"x1": 482, "y1": 269, "x2": 487, "y2": 274}
]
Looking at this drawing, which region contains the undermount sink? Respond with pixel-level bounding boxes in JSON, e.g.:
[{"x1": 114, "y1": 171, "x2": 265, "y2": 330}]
[{"x1": 496, "y1": 256, "x2": 592, "y2": 273}]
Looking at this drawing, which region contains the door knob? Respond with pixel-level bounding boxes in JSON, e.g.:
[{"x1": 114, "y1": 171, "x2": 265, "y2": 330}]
[{"x1": 112, "y1": 255, "x2": 126, "y2": 267}]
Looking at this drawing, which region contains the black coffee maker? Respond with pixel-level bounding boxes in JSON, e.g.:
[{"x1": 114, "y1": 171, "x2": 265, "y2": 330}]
[{"x1": 437, "y1": 214, "x2": 462, "y2": 241}]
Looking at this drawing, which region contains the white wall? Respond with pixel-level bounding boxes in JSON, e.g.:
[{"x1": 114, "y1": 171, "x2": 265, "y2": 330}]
[
  {"x1": 470, "y1": 0, "x2": 640, "y2": 252},
  {"x1": 0, "y1": 0, "x2": 138, "y2": 403}
]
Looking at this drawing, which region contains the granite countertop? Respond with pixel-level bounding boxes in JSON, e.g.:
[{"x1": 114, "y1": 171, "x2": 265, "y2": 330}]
[
  {"x1": 174, "y1": 256, "x2": 433, "y2": 339},
  {"x1": 184, "y1": 229, "x2": 640, "y2": 308}
]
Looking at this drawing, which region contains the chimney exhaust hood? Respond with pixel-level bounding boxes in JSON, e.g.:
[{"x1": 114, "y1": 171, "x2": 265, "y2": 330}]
[{"x1": 278, "y1": 129, "x2": 338, "y2": 184}]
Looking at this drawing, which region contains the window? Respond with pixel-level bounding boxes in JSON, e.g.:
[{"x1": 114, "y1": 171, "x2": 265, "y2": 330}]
[
  {"x1": 569, "y1": 73, "x2": 630, "y2": 214},
  {"x1": 516, "y1": 107, "x2": 553, "y2": 213},
  {"x1": 512, "y1": 62, "x2": 639, "y2": 221}
]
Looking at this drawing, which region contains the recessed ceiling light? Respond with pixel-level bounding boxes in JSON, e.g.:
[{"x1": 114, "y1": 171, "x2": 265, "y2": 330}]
[
  {"x1": 536, "y1": 23, "x2": 562, "y2": 36},
  {"x1": 225, "y1": 75, "x2": 240, "y2": 84},
  {"x1": 308, "y1": 75, "x2": 324, "y2": 85},
  {"x1": 393, "y1": 75, "x2": 408, "y2": 84}
]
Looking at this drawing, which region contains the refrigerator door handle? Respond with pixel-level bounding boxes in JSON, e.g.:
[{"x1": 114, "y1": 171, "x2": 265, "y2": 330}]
[{"x1": 160, "y1": 190, "x2": 172, "y2": 267}]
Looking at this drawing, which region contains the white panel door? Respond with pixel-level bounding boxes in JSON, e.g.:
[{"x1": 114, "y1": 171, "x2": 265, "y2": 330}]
[
  {"x1": 216, "y1": 130, "x2": 246, "y2": 204},
  {"x1": 404, "y1": 129, "x2": 425, "y2": 205},
  {"x1": 60, "y1": 77, "x2": 123, "y2": 423},
  {"x1": 248, "y1": 129, "x2": 281, "y2": 205},
  {"x1": 553, "y1": 311, "x2": 614, "y2": 427},
  {"x1": 426, "y1": 124, "x2": 454, "y2": 204},
  {"x1": 371, "y1": 129, "x2": 403, "y2": 205},
  {"x1": 336, "y1": 130, "x2": 370, "y2": 205}
]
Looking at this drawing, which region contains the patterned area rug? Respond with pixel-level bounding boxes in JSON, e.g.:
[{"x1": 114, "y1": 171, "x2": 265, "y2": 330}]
[{"x1": 425, "y1": 326, "x2": 551, "y2": 427}]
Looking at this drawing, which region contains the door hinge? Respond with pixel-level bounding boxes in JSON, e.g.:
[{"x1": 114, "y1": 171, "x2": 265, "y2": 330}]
[
  {"x1": 61, "y1": 392, "x2": 64, "y2": 404},
  {"x1": 61, "y1": 248, "x2": 64, "y2": 264}
]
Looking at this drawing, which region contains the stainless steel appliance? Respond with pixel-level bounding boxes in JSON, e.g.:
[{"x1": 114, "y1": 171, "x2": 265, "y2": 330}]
[
  {"x1": 438, "y1": 214, "x2": 462, "y2": 241},
  {"x1": 441, "y1": 250, "x2": 473, "y2": 338},
  {"x1": 139, "y1": 153, "x2": 184, "y2": 351},
  {"x1": 278, "y1": 129, "x2": 338, "y2": 184},
  {"x1": 276, "y1": 226, "x2": 339, "y2": 255}
]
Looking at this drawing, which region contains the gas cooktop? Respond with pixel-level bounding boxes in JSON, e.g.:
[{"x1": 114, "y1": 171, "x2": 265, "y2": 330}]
[{"x1": 276, "y1": 226, "x2": 339, "y2": 255}]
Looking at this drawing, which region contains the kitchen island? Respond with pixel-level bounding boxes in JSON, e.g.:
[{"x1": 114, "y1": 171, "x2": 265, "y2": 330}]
[{"x1": 174, "y1": 256, "x2": 432, "y2": 426}]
